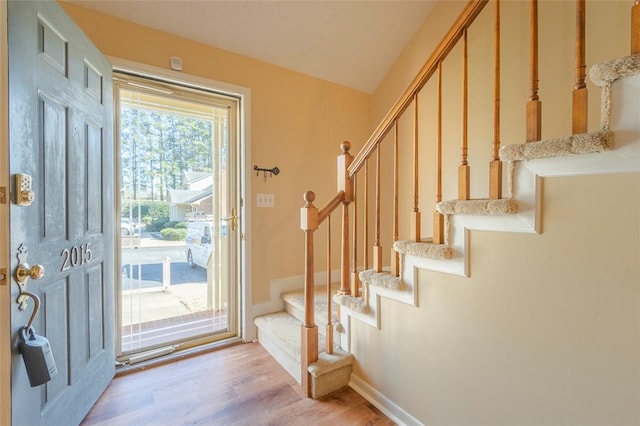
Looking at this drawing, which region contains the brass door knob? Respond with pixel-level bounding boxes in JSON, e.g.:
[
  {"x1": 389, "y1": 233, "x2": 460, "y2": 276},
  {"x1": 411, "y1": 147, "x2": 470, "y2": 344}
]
[{"x1": 15, "y1": 263, "x2": 45, "y2": 285}]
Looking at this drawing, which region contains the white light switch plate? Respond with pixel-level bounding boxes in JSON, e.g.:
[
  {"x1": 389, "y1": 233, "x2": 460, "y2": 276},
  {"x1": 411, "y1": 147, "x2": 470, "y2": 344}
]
[{"x1": 257, "y1": 193, "x2": 274, "y2": 207}]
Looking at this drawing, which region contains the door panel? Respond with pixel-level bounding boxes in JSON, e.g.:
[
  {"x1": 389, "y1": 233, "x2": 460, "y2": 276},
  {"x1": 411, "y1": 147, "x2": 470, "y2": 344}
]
[{"x1": 9, "y1": 1, "x2": 114, "y2": 424}]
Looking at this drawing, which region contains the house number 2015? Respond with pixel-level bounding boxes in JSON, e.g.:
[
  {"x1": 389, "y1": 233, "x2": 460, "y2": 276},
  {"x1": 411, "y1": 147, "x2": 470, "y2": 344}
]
[{"x1": 60, "y1": 243, "x2": 92, "y2": 271}]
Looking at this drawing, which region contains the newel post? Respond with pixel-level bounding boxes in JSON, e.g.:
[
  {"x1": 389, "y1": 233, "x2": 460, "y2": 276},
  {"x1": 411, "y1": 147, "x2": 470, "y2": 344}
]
[
  {"x1": 337, "y1": 142, "x2": 354, "y2": 296},
  {"x1": 300, "y1": 190, "x2": 319, "y2": 397}
]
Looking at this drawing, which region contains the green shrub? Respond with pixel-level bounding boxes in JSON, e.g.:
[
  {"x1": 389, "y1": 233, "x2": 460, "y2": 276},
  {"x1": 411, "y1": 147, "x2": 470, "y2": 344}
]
[
  {"x1": 147, "y1": 202, "x2": 169, "y2": 220},
  {"x1": 174, "y1": 221, "x2": 188, "y2": 229},
  {"x1": 160, "y1": 228, "x2": 187, "y2": 241},
  {"x1": 146, "y1": 218, "x2": 170, "y2": 232},
  {"x1": 122, "y1": 201, "x2": 169, "y2": 225}
]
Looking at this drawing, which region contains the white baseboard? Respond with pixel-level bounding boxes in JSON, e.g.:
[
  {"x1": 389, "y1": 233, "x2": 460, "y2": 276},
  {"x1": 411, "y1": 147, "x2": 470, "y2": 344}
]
[{"x1": 349, "y1": 374, "x2": 424, "y2": 426}]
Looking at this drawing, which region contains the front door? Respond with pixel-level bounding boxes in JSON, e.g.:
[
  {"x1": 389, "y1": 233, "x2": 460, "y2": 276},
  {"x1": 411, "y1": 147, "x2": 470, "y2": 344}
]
[{"x1": 8, "y1": 1, "x2": 114, "y2": 424}]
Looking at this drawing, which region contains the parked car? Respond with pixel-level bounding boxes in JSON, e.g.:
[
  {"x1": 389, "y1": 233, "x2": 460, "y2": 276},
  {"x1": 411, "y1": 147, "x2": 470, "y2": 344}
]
[
  {"x1": 121, "y1": 218, "x2": 140, "y2": 236},
  {"x1": 184, "y1": 221, "x2": 227, "y2": 268}
]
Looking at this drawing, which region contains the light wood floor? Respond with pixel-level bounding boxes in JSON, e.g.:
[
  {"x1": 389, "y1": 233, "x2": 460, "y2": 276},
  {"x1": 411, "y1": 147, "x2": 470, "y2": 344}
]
[{"x1": 81, "y1": 342, "x2": 395, "y2": 425}]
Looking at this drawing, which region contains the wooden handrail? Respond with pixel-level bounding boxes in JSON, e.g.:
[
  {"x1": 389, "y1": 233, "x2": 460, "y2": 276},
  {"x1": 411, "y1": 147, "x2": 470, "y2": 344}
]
[
  {"x1": 318, "y1": 191, "x2": 345, "y2": 223},
  {"x1": 348, "y1": 0, "x2": 489, "y2": 177}
]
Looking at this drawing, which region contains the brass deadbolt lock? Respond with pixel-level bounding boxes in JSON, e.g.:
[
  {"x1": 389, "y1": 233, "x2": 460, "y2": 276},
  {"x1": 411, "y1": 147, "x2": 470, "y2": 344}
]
[{"x1": 15, "y1": 174, "x2": 35, "y2": 206}]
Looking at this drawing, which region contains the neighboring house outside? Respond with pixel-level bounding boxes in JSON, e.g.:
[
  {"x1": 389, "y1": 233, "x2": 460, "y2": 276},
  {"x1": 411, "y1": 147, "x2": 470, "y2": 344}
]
[
  {"x1": 167, "y1": 171, "x2": 213, "y2": 221},
  {"x1": 182, "y1": 171, "x2": 212, "y2": 191}
]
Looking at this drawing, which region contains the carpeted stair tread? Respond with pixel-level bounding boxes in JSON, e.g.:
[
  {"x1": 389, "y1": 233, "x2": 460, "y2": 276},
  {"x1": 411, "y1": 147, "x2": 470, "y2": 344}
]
[
  {"x1": 308, "y1": 348, "x2": 354, "y2": 377},
  {"x1": 393, "y1": 240, "x2": 453, "y2": 260},
  {"x1": 589, "y1": 54, "x2": 640, "y2": 87},
  {"x1": 437, "y1": 198, "x2": 517, "y2": 215},
  {"x1": 499, "y1": 129, "x2": 613, "y2": 162},
  {"x1": 308, "y1": 348, "x2": 355, "y2": 399},
  {"x1": 254, "y1": 310, "x2": 353, "y2": 395},
  {"x1": 254, "y1": 311, "x2": 307, "y2": 363},
  {"x1": 281, "y1": 284, "x2": 339, "y2": 326},
  {"x1": 499, "y1": 55, "x2": 640, "y2": 164},
  {"x1": 359, "y1": 269, "x2": 405, "y2": 290},
  {"x1": 333, "y1": 293, "x2": 369, "y2": 313}
]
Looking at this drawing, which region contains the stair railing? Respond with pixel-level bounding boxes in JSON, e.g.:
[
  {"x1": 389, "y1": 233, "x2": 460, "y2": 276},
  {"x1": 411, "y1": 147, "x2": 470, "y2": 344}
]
[
  {"x1": 348, "y1": 0, "x2": 490, "y2": 244},
  {"x1": 298, "y1": 0, "x2": 625, "y2": 397}
]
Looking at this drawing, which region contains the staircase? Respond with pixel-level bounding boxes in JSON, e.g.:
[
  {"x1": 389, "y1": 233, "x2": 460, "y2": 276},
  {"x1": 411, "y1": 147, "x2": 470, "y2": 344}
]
[
  {"x1": 255, "y1": 0, "x2": 640, "y2": 411},
  {"x1": 254, "y1": 284, "x2": 353, "y2": 399}
]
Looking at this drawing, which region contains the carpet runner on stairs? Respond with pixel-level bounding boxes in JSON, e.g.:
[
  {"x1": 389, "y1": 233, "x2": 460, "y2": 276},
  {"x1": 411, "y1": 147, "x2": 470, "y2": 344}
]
[{"x1": 254, "y1": 284, "x2": 354, "y2": 399}]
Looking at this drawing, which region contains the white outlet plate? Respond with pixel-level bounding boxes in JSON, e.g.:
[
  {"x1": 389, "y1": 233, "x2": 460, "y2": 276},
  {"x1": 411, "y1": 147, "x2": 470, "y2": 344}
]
[{"x1": 257, "y1": 193, "x2": 274, "y2": 208}]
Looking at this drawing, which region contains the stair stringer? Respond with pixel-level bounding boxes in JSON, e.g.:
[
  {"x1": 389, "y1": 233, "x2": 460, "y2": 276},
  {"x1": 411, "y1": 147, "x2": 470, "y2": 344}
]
[
  {"x1": 336, "y1": 262, "x2": 420, "y2": 352},
  {"x1": 337, "y1": 69, "x2": 640, "y2": 353}
]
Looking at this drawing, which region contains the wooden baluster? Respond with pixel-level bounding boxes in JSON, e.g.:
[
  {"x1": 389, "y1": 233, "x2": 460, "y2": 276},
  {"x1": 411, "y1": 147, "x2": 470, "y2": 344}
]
[
  {"x1": 351, "y1": 174, "x2": 360, "y2": 297},
  {"x1": 391, "y1": 120, "x2": 400, "y2": 277},
  {"x1": 459, "y1": 28, "x2": 470, "y2": 200},
  {"x1": 632, "y1": 0, "x2": 640, "y2": 54},
  {"x1": 340, "y1": 202, "x2": 350, "y2": 296},
  {"x1": 490, "y1": 0, "x2": 503, "y2": 200},
  {"x1": 300, "y1": 191, "x2": 319, "y2": 397},
  {"x1": 433, "y1": 61, "x2": 445, "y2": 244},
  {"x1": 572, "y1": 0, "x2": 588, "y2": 135},
  {"x1": 326, "y1": 215, "x2": 333, "y2": 355},
  {"x1": 374, "y1": 145, "x2": 383, "y2": 272},
  {"x1": 337, "y1": 142, "x2": 353, "y2": 296},
  {"x1": 527, "y1": 0, "x2": 542, "y2": 142},
  {"x1": 411, "y1": 93, "x2": 422, "y2": 241},
  {"x1": 364, "y1": 161, "x2": 369, "y2": 271}
]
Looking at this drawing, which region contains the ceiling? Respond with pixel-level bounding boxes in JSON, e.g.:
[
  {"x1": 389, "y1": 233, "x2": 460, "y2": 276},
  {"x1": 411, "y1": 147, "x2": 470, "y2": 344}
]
[{"x1": 66, "y1": 0, "x2": 436, "y2": 94}]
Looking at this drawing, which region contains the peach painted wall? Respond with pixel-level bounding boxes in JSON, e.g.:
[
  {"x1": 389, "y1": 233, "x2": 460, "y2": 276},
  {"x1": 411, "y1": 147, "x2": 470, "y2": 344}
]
[{"x1": 59, "y1": 2, "x2": 372, "y2": 305}]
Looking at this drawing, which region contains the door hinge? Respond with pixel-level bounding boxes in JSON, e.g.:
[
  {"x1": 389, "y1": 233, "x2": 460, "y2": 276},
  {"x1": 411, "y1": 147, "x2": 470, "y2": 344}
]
[{"x1": 0, "y1": 187, "x2": 6, "y2": 204}]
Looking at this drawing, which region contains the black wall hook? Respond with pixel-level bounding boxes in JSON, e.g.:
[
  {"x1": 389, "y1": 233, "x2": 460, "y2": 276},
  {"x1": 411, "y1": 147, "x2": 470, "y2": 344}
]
[{"x1": 254, "y1": 165, "x2": 280, "y2": 182}]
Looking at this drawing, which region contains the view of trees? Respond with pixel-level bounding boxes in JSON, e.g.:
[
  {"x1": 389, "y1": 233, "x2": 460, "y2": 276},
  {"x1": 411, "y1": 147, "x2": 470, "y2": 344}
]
[{"x1": 120, "y1": 106, "x2": 217, "y2": 201}]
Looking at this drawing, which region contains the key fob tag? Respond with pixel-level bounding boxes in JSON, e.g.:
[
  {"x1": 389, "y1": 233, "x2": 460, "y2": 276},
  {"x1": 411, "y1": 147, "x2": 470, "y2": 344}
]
[{"x1": 19, "y1": 326, "x2": 58, "y2": 387}]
